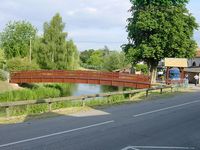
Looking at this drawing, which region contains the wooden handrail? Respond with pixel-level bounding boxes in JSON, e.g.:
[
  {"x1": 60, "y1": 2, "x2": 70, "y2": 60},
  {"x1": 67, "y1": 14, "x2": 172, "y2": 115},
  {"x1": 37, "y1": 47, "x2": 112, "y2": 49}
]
[{"x1": 10, "y1": 70, "x2": 151, "y2": 89}]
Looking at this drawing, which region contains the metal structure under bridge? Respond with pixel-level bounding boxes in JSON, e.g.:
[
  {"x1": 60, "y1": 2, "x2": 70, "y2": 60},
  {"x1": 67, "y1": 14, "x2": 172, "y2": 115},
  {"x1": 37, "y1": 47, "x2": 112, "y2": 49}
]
[{"x1": 9, "y1": 70, "x2": 151, "y2": 89}]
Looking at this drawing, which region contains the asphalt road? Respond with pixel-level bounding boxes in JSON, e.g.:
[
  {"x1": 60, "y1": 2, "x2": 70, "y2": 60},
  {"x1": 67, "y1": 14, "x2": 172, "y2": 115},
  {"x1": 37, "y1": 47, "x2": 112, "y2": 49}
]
[{"x1": 0, "y1": 91, "x2": 200, "y2": 150}]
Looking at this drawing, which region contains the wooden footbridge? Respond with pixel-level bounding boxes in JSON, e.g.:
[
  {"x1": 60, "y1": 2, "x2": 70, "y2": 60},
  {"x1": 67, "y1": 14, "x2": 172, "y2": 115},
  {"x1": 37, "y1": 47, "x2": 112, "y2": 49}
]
[{"x1": 10, "y1": 70, "x2": 151, "y2": 89}]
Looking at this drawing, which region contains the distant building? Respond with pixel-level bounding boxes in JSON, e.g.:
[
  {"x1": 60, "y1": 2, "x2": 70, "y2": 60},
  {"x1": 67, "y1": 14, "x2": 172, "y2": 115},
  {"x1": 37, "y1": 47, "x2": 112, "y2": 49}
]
[
  {"x1": 185, "y1": 48, "x2": 200, "y2": 84},
  {"x1": 188, "y1": 48, "x2": 200, "y2": 67}
]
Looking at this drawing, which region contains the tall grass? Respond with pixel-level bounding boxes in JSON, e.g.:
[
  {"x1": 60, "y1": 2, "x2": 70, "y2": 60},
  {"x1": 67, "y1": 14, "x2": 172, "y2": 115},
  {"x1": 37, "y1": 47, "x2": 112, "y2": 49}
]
[
  {"x1": 0, "y1": 83, "x2": 127, "y2": 117},
  {"x1": 0, "y1": 94, "x2": 126, "y2": 117},
  {"x1": 0, "y1": 87, "x2": 60, "y2": 102}
]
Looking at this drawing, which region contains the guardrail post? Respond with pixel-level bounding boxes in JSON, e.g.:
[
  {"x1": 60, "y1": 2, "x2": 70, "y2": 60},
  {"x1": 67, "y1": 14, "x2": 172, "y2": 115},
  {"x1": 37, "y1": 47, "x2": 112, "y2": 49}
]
[
  {"x1": 82, "y1": 98, "x2": 85, "y2": 107},
  {"x1": 129, "y1": 94, "x2": 132, "y2": 99},
  {"x1": 48, "y1": 102, "x2": 52, "y2": 112},
  {"x1": 6, "y1": 106, "x2": 10, "y2": 118},
  {"x1": 146, "y1": 90, "x2": 149, "y2": 97}
]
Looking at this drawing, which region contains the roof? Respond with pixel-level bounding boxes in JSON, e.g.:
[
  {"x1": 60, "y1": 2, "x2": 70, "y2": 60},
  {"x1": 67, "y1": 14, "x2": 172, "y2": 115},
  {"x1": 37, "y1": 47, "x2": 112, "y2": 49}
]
[{"x1": 184, "y1": 67, "x2": 200, "y2": 73}]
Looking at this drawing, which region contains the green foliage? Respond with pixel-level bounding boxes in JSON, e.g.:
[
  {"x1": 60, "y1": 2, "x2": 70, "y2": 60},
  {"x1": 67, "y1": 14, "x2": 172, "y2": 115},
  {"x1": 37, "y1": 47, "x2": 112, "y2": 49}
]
[
  {"x1": 131, "y1": 0, "x2": 189, "y2": 7},
  {"x1": 87, "y1": 50, "x2": 104, "y2": 69},
  {"x1": 135, "y1": 64, "x2": 148, "y2": 74},
  {"x1": 0, "y1": 87, "x2": 60, "y2": 102},
  {"x1": 123, "y1": 0, "x2": 198, "y2": 82},
  {"x1": 7, "y1": 57, "x2": 40, "y2": 71},
  {"x1": 34, "y1": 13, "x2": 79, "y2": 70},
  {"x1": 103, "y1": 51, "x2": 127, "y2": 71},
  {"x1": 80, "y1": 48, "x2": 127, "y2": 71},
  {"x1": 80, "y1": 49, "x2": 94, "y2": 64},
  {"x1": 44, "y1": 83, "x2": 77, "y2": 97},
  {"x1": 0, "y1": 21, "x2": 37, "y2": 59},
  {"x1": 0, "y1": 70, "x2": 9, "y2": 81},
  {"x1": 0, "y1": 48, "x2": 5, "y2": 69}
]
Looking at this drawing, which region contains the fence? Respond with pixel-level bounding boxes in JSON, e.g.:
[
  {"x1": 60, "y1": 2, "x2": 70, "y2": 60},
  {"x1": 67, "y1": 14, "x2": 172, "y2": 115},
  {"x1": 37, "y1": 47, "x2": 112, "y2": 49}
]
[{"x1": 0, "y1": 85, "x2": 173, "y2": 117}]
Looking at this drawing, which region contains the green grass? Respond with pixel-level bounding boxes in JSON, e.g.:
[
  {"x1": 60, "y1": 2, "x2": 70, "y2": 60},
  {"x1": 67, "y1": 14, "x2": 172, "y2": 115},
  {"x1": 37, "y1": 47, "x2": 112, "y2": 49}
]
[
  {"x1": 0, "y1": 87, "x2": 61, "y2": 102},
  {"x1": 0, "y1": 83, "x2": 77, "y2": 102},
  {"x1": 0, "y1": 94, "x2": 126, "y2": 117},
  {"x1": 0, "y1": 82, "x2": 187, "y2": 118}
]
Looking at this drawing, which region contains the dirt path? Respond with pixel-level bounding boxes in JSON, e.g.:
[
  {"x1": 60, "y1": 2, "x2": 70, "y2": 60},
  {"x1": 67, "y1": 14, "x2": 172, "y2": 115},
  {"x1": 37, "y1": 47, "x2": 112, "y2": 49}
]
[{"x1": 0, "y1": 81, "x2": 22, "y2": 93}]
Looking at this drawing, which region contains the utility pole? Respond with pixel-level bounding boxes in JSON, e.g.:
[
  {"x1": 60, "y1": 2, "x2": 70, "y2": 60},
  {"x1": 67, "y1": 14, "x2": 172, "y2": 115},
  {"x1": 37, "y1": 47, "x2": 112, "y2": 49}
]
[{"x1": 29, "y1": 37, "x2": 32, "y2": 63}]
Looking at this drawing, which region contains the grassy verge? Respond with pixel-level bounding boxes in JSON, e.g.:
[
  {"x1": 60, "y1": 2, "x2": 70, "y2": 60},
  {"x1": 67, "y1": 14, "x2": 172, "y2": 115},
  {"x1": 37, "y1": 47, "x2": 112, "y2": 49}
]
[
  {"x1": 0, "y1": 86, "x2": 191, "y2": 124},
  {"x1": 0, "y1": 83, "x2": 76, "y2": 102}
]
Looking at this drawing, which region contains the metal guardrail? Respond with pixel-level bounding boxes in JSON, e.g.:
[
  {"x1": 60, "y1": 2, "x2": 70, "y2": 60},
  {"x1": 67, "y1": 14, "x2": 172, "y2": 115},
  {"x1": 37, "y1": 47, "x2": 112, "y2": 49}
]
[{"x1": 0, "y1": 85, "x2": 173, "y2": 117}]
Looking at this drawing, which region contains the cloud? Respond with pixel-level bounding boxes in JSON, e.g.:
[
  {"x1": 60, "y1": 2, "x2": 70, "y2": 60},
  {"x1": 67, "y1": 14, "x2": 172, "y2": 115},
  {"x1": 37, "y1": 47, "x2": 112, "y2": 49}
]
[{"x1": 0, "y1": 0, "x2": 199, "y2": 50}]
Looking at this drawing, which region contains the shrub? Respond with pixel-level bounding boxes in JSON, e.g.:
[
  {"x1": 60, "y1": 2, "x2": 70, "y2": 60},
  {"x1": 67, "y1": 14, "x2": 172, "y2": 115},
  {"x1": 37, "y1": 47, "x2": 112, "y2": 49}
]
[
  {"x1": 135, "y1": 64, "x2": 148, "y2": 74},
  {"x1": 7, "y1": 57, "x2": 40, "y2": 72},
  {"x1": 0, "y1": 69, "x2": 9, "y2": 81},
  {"x1": 0, "y1": 87, "x2": 61, "y2": 102}
]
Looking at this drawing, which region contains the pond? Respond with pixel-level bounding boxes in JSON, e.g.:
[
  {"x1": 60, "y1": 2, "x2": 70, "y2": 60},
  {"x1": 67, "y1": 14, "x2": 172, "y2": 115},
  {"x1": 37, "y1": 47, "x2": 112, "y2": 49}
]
[{"x1": 72, "y1": 84, "x2": 121, "y2": 96}]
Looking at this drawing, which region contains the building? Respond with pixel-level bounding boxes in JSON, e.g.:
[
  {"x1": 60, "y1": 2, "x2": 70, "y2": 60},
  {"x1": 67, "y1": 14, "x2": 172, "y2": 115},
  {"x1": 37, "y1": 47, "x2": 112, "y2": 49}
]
[{"x1": 184, "y1": 48, "x2": 200, "y2": 84}]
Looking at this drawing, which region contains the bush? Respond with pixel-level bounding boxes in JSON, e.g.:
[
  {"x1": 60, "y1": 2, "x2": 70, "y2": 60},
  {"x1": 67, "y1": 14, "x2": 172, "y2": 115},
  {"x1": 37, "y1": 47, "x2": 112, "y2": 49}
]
[
  {"x1": 0, "y1": 69, "x2": 9, "y2": 81},
  {"x1": 135, "y1": 64, "x2": 148, "y2": 74},
  {"x1": 7, "y1": 57, "x2": 40, "y2": 72},
  {"x1": 0, "y1": 87, "x2": 61, "y2": 102}
]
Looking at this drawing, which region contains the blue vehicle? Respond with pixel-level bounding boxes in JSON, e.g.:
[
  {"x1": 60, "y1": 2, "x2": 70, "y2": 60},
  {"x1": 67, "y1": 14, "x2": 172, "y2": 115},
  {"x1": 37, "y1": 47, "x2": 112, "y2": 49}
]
[{"x1": 169, "y1": 68, "x2": 180, "y2": 80}]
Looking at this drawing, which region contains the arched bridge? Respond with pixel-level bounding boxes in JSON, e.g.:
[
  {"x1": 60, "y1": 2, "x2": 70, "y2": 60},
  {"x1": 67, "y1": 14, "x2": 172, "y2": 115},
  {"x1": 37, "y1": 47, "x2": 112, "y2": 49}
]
[{"x1": 10, "y1": 70, "x2": 151, "y2": 89}]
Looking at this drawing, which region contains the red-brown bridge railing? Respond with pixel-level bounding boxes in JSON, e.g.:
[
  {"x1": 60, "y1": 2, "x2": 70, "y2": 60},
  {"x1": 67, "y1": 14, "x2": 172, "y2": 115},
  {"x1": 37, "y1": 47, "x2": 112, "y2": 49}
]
[{"x1": 10, "y1": 70, "x2": 151, "y2": 89}]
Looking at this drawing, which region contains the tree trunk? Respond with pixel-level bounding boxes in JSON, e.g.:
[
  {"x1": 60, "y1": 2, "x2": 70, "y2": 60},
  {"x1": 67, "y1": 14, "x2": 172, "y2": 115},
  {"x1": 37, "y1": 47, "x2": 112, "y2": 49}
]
[{"x1": 150, "y1": 65, "x2": 157, "y2": 84}]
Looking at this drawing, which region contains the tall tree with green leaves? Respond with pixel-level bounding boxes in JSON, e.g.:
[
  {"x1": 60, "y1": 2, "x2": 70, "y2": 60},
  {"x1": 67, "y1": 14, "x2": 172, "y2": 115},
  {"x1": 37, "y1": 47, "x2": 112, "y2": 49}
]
[
  {"x1": 0, "y1": 21, "x2": 37, "y2": 59},
  {"x1": 35, "y1": 13, "x2": 79, "y2": 70},
  {"x1": 123, "y1": 0, "x2": 198, "y2": 83},
  {"x1": 0, "y1": 48, "x2": 5, "y2": 69}
]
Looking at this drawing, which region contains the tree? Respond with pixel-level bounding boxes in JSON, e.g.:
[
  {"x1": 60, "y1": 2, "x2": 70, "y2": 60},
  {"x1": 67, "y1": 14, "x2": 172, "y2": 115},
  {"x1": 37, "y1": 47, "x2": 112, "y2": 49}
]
[
  {"x1": 66, "y1": 40, "x2": 79, "y2": 70},
  {"x1": 0, "y1": 48, "x2": 5, "y2": 69},
  {"x1": 123, "y1": 0, "x2": 198, "y2": 83},
  {"x1": 7, "y1": 57, "x2": 39, "y2": 72},
  {"x1": 103, "y1": 51, "x2": 127, "y2": 71},
  {"x1": 80, "y1": 49, "x2": 95, "y2": 64},
  {"x1": 87, "y1": 50, "x2": 104, "y2": 70},
  {"x1": 35, "y1": 13, "x2": 79, "y2": 70},
  {"x1": 0, "y1": 21, "x2": 37, "y2": 59}
]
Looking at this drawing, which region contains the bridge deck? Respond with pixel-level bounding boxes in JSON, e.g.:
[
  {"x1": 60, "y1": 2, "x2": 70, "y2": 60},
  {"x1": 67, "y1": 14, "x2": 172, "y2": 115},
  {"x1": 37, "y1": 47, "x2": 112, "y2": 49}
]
[{"x1": 10, "y1": 70, "x2": 151, "y2": 89}]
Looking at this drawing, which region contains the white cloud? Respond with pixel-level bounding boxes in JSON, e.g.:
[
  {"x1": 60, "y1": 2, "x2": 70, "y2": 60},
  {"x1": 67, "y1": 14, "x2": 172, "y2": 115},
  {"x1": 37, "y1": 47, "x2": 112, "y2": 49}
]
[{"x1": 0, "y1": 0, "x2": 199, "y2": 50}]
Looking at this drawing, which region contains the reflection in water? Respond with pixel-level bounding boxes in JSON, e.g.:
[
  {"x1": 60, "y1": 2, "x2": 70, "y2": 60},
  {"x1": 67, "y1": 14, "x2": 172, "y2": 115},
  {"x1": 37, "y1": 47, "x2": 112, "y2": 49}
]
[
  {"x1": 45, "y1": 83, "x2": 134, "y2": 97},
  {"x1": 72, "y1": 84, "x2": 119, "y2": 96}
]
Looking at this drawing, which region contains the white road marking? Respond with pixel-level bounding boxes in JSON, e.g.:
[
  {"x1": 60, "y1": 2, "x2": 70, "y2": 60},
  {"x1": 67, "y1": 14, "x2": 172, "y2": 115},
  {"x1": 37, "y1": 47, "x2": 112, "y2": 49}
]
[
  {"x1": 122, "y1": 146, "x2": 140, "y2": 150},
  {"x1": 0, "y1": 120, "x2": 114, "y2": 148},
  {"x1": 133, "y1": 99, "x2": 200, "y2": 117},
  {"x1": 122, "y1": 146, "x2": 195, "y2": 150}
]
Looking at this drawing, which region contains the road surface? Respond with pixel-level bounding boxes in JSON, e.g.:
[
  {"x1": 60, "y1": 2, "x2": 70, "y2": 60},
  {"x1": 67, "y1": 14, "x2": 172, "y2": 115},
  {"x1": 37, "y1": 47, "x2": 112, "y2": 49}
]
[{"x1": 0, "y1": 91, "x2": 200, "y2": 150}]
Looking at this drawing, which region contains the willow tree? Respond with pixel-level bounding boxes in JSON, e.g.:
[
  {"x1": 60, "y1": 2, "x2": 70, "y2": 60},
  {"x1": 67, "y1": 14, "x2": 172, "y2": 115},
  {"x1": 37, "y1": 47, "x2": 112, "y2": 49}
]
[{"x1": 123, "y1": 0, "x2": 198, "y2": 83}]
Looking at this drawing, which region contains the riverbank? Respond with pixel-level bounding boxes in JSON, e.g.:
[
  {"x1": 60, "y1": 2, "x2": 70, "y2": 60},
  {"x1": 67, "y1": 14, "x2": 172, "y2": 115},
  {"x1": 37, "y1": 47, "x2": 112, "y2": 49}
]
[
  {"x1": 0, "y1": 86, "x2": 191, "y2": 124},
  {"x1": 0, "y1": 81, "x2": 23, "y2": 93}
]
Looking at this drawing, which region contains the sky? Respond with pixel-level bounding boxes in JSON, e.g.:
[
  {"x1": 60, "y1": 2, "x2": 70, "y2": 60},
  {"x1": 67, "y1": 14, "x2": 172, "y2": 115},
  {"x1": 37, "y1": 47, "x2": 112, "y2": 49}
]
[{"x1": 0, "y1": 0, "x2": 199, "y2": 51}]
